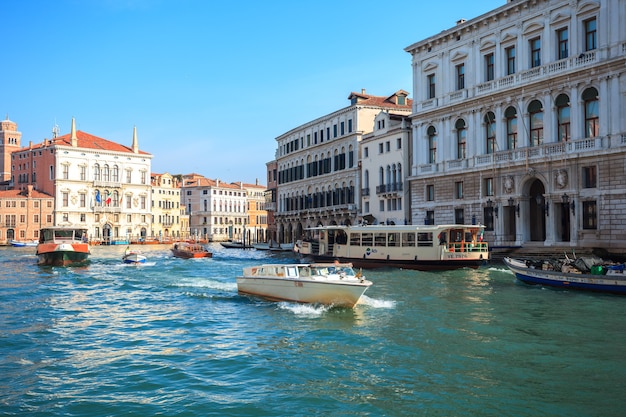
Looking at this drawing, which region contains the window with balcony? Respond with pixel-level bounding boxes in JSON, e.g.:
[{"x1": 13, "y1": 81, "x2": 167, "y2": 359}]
[
  {"x1": 528, "y1": 100, "x2": 544, "y2": 146},
  {"x1": 485, "y1": 112, "x2": 496, "y2": 154},
  {"x1": 456, "y1": 64, "x2": 465, "y2": 90},
  {"x1": 584, "y1": 17, "x2": 597, "y2": 51},
  {"x1": 427, "y1": 74, "x2": 436, "y2": 99},
  {"x1": 530, "y1": 37, "x2": 541, "y2": 68},
  {"x1": 484, "y1": 53, "x2": 494, "y2": 81},
  {"x1": 505, "y1": 107, "x2": 518, "y2": 150},
  {"x1": 505, "y1": 46, "x2": 516, "y2": 75},
  {"x1": 427, "y1": 126, "x2": 437, "y2": 164},
  {"x1": 583, "y1": 87, "x2": 599, "y2": 138},
  {"x1": 455, "y1": 119, "x2": 466, "y2": 159},
  {"x1": 557, "y1": 27, "x2": 568, "y2": 59},
  {"x1": 556, "y1": 94, "x2": 571, "y2": 142}
]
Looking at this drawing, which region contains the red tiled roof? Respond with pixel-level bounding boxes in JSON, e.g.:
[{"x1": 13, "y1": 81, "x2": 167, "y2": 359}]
[
  {"x1": 0, "y1": 189, "x2": 53, "y2": 198},
  {"x1": 20, "y1": 130, "x2": 151, "y2": 155}
]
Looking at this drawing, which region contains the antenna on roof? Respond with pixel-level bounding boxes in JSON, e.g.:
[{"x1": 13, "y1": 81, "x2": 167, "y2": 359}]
[{"x1": 52, "y1": 119, "x2": 60, "y2": 138}]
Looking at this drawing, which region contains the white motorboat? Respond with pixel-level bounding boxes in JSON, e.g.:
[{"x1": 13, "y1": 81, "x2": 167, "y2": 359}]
[
  {"x1": 236, "y1": 262, "x2": 372, "y2": 308},
  {"x1": 122, "y1": 248, "x2": 147, "y2": 264}
]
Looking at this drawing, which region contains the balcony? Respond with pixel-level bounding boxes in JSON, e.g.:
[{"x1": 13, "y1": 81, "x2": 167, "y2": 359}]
[
  {"x1": 376, "y1": 182, "x2": 403, "y2": 196},
  {"x1": 416, "y1": 50, "x2": 600, "y2": 113}
]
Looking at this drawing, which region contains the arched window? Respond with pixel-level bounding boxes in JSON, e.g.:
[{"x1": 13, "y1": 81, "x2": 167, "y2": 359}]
[
  {"x1": 528, "y1": 100, "x2": 544, "y2": 146},
  {"x1": 379, "y1": 167, "x2": 384, "y2": 188},
  {"x1": 94, "y1": 164, "x2": 101, "y2": 181},
  {"x1": 103, "y1": 164, "x2": 110, "y2": 182},
  {"x1": 484, "y1": 112, "x2": 496, "y2": 154},
  {"x1": 505, "y1": 107, "x2": 518, "y2": 150},
  {"x1": 555, "y1": 94, "x2": 570, "y2": 142},
  {"x1": 364, "y1": 170, "x2": 369, "y2": 189},
  {"x1": 112, "y1": 165, "x2": 119, "y2": 182},
  {"x1": 455, "y1": 119, "x2": 466, "y2": 159},
  {"x1": 583, "y1": 87, "x2": 599, "y2": 138},
  {"x1": 427, "y1": 126, "x2": 437, "y2": 163}
]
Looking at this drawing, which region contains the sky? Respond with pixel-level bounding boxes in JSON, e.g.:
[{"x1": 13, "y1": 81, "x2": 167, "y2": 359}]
[{"x1": 2, "y1": 0, "x2": 504, "y2": 185}]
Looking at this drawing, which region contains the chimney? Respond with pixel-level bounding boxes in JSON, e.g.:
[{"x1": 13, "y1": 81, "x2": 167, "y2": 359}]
[
  {"x1": 27, "y1": 184, "x2": 33, "y2": 197},
  {"x1": 361, "y1": 88, "x2": 366, "y2": 95}
]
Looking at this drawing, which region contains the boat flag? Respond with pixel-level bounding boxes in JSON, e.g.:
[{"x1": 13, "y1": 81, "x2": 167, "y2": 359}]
[{"x1": 95, "y1": 190, "x2": 101, "y2": 204}]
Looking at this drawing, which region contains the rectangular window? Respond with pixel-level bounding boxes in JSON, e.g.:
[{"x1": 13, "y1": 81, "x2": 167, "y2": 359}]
[
  {"x1": 379, "y1": 143, "x2": 383, "y2": 154},
  {"x1": 456, "y1": 64, "x2": 465, "y2": 90},
  {"x1": 80, "y1": 166, "x2": 86, "y2": 181},
  {"x1": 425, "y1": 210, "x2": 434, "y2": 226},
  {"x1": 455, "y1": 208, "x2": 465, "y2": 225},
  {"x1": 340, "y1": 122, "x2": 345, "y2": 136},
  {"x1": 455, "y1": 181, "x2": 463, "y2": 199},
  {"x1": 530, "y1": 37, "x2": 541, "y2": 68},
  {"x1": 364, "y1": 147, "x2": 369, "y2": 158},
  {"x1": 557, "y1": 27, "x2": 568, "y2": 59},
  {"x1": 427, "y1": 74, "x2": 436, "y2": 99},
  {"x1": 63, "y1": 165, "x2": 69, "y2": 179},
  {"x1": 584, "y1": 17, "x2": 597, "y2": 51},
  {"x1": 582, "y1": 201, "x2": 597, "y2": 229},
  {"x1": 485, "y1": 53, "x2": 494, "y2": 81},
  {"x1": 62, "y1": 192, "x2": 69, "y2": 207},
  {"x1": 582, "y1": 166, "x2": 597, "y2": 188},
  {"x1": 348, "y1": 119, "x2": 353, "y2": 133},
  {"x1": 333, "y1": 124, "x2": 338, "y2": 138},
  {"x1": 505, "y1": 46, "x2": 516, "y2": 75},
  {"x1": 402, "y1": 232, "x2": 416, "y2": 247},
  {"x1": 426, "y1": 185, "x2": 435, "y2": 201},
  {"x1": 484, "y1": 178, "x2": 494, "y2": 196},
  {"x1": 80, "y1": 193, "x2": 86, "y2": 207},
  {"x1": 385, "y1": 141, "x2": 390, "y2": 152}
]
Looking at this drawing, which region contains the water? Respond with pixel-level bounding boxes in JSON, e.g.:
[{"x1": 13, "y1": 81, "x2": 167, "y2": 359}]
[{"x1": 1, "y1": 244, "x2": 624, "y2": 417}]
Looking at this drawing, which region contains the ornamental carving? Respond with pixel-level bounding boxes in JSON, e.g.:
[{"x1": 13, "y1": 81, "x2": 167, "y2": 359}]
[
  {"x1": 503, "y1": 176, "x2": 515, "y2": 194},
  {"x1": 555, "y1": 169, "x2": 568, "y2": 189}
]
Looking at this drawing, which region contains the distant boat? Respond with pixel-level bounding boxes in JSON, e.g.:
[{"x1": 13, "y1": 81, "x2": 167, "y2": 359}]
[
  {"x1": 253, "y1": 240, "x2": 295, "y2": 252},
  {"x1": 10, "y1": 239, "x2": 39, "y2": 247},
  {"x1": 237, "y1": 262, "x2": 372, "y2": 308},
  {"x1": 171, "y1": 242, "x2": 213, "y2": 259},
  {"x1": 36, "y1": 227, "x2": 90, "y2": 266},
  {"x1": 122, "y1": 247, "x2": 146, "y2": 264},
  {"x1": 504, "y1": 256, "x2": 626, "y2": 295},
  {"x1": 220, "y1": 240, "x2": 252, "y2": 249}
]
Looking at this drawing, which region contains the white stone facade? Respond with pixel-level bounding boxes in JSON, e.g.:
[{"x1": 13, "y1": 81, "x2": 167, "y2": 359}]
[
  {"x1": 405, "y1": 0, "x2": 626, "y2": 252},
  {"x1": 274, "y1": 90, "x2": 411, "y2": 243}
]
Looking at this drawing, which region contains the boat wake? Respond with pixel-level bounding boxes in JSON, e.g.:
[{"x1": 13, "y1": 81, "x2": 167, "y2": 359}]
[
  {"x1": 277, "y1": 302, "x2": 331, "y2": 316},
  {"x1": 357, "y1": 294, "x2": 396, "y2": 308}
]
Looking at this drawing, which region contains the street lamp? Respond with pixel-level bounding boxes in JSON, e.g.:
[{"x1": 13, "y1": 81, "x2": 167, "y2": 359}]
[{"x1": 509, "y1": 197, "x2": 520, "y2": 217}]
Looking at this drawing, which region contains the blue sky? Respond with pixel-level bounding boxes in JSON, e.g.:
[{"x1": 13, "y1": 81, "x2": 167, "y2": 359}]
[{"x1": 3, "y1": 0, "x2": 504, "y2": 184}]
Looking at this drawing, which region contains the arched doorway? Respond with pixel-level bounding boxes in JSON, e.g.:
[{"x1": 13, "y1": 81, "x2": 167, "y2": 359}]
[
  {"x1": 103, "y1": 224, "x2": 112, "y2": 244},
  {"x1": 528, "y1": 179, "x2": 546, "y2": 242}
]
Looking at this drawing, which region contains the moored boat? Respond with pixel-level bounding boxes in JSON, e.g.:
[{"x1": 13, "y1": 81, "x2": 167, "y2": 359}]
[
  {"x1": 296, "y1": 224, "x2": 489, "y2": 270},
  {"x1": 221, "y1": 240, "x2": 253, "y2": 249},
  {"x1": 171, "y1": 242, "x2": 212, "y2": 259},
  {"x1": 236, "y1": 262, "x2": 372, "y2": 308},
  {"x1": 503, "y1": 256, "x2": 626, "y2": 295},
  {"x1": 253, "y1": 240, "x2": 295, "y2": 252},
  {"x1": 122, "y1": 247, "x2": 146, "y2": 264},
  {"x1": 36, "y1": 227, "x2": 90, "y2": 266},
  {"x1": 10, "y1": 239, "x2": 39, "y2": 247}
]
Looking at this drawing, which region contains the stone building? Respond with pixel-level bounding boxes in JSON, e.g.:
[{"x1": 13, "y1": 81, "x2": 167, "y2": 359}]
[
  {"x1": 181, "y1": 174, "x2": 248, "y2": 242},
  {"x1": 12, "y1": 118, "x2": 153, "y2": 243},
  {"x1": 150, "y1": 172, "x2": 183, "y2": 241},
  {"x1": 405, "y1": 0, "x2": 626, "y2": 253},
  {"x1": 236, "y1": 180, "x2": 268, "y2": 244},
  {"x1": 0, "y1": 185, "x2": 54, "y2": 244},
  {"x1": 273, "y1": 90, "x2": 412, "y2": 243},
  {"x1": 360, "y1": 111, "x2": 412, "y2": 226}
]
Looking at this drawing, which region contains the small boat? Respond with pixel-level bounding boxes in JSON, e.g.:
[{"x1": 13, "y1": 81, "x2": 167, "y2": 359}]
[
  {"x1": 503, "y1": 256, "x2": 626, "y2": 295},
  {"x1": 122, "y1": 247, "x2": 146, "y2": 264},
  {"x1": 296, "y1": 224, "x2": 489, "y2": 270},
  {"x1": 170, "y1": 242, "x2": 213, "y2": 259},
  {"x1": 253, "y1": 240, "x2": 295, "y2": 252},
  {"x1": 36, "y1": 227, "x2": 90, "y2": 266},
  {"x1": 236, "y1": 262, "x2": 373, "y2": 308},
  {"x1": 10, "y1": 239, "x2": 39, "y2": 247},
  {"x1": 221, "y1": 240, "x2": 252, "y2": 249}
]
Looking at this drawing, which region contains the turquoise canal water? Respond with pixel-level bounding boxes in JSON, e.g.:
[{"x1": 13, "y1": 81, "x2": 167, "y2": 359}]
[{"x1": 1, "y1": 244, "x2": 624, "y2": 417}]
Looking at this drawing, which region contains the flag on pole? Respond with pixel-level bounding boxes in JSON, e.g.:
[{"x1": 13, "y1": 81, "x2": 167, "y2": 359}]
[
  {"x1": 95, "y1": 190, "x2": 101, "y2": 204},
  {"x1": 105, "y1": 191, "x2": 112, "y2": 205}
]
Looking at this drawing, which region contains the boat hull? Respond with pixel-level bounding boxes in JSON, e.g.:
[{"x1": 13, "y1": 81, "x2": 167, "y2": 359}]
[
  {"x1": 36, "y1": 243, "x2": 90, "y2": 266},
  {"x1": 302, "y1": 254, "x2": 485, "y2": 271},
  {"x1": 170, "y1": 243, "x2": 212, "y2": 259},
  {"x1": 236, "y1": 276, "x2": 370, "y2": 308},
  {"x1": 123, "y1": 253, "x2": 147, "y2": 264},
  {"x1": 504, "y1": 257, "x2": 626, "y2": 295}
]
